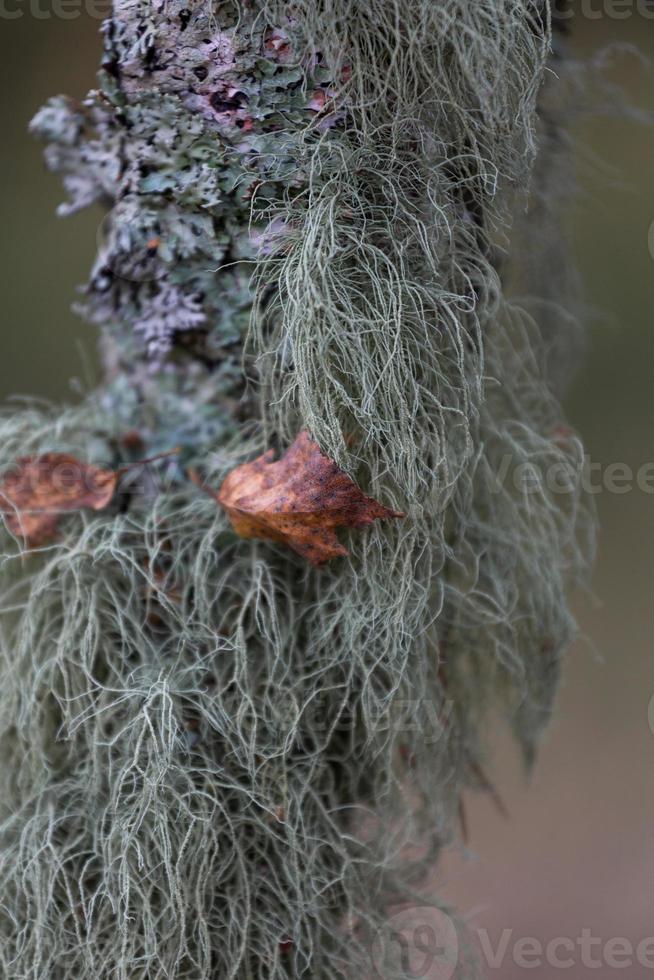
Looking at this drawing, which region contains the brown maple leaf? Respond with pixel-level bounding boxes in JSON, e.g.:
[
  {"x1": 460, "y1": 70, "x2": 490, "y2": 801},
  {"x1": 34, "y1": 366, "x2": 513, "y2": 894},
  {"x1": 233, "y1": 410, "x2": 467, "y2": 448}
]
[
  {"x1": 193, "y1": 431, "x2": 404, "y2": 565},
  {"x1": 0, "y1": 447, "x2": 179, "y2": 548}
]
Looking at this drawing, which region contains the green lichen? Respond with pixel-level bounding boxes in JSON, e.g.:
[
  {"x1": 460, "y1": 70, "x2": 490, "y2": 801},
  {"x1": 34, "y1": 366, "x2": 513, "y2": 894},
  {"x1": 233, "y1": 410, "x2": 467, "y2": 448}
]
[{"x1": 0, "y1": 2, "x2": 593, "y2": 978}]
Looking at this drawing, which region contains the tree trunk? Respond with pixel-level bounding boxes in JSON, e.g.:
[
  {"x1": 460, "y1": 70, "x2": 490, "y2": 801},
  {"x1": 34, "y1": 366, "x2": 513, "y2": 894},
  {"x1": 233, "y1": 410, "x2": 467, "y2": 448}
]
[{"x1": 0, "y1": 2, "x2": 592, "y2": 977}]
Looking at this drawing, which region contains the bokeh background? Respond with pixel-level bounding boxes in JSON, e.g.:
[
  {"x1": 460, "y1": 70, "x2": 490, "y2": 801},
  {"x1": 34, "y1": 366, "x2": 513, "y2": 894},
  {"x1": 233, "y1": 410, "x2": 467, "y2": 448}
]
[{"x1": 1, "y1": 6, "x2": 652, "y2": 978}]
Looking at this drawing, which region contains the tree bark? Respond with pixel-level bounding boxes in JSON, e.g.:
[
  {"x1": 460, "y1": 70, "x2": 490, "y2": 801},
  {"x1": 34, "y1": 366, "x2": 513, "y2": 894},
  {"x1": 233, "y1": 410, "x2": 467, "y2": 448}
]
[{"x1": 0, "y1": 3, "x2": 592, "y2": 978}]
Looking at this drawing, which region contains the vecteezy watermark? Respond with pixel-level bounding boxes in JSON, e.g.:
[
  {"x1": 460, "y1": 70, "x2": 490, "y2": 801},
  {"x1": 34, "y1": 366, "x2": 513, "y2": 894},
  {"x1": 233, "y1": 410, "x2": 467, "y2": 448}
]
[
  {"x1": 372, "y1": 909, "x2": 654, "y2": 977},
  {"x1": 3, "y1": 0, "x2": 654, "y2": 19},
  {"x1": 490, "y1": 453, "x2": 654, "y2": 496},
  {"x1": 371, "y1": 906, "x2": 459, "y2": 980},
  {"x1": 554, "y1": 0, "x2": 654, "y2": 21},
  {"x1": 476, "y1": 928, "x2": 654, "y2": 971},
  {"x1": 263, "y1": 696, "x2": 455, "y2": 747},
  {"x1": 0, "y1": 0, "x2": 109, "y2": 17}
]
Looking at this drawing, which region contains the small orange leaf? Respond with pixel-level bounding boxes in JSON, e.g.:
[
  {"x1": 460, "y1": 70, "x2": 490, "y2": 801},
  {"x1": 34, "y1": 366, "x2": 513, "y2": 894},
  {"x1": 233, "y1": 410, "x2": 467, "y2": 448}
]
[
  {"x1": 195, "y1": 431, "x2": 404, "y2": 565},
  {"x1": 0, "y1": 447, "x2": 179, "y2": 548},
  {"x1": 0, "y1": 453, "x2": 116, "y2": 547}
]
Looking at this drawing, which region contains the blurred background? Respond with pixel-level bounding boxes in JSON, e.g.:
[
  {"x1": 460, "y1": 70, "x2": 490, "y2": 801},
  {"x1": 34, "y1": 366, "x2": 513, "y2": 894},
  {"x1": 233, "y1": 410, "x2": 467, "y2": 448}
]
[{"x1": 0, "y1": 5, "x2": 652, "y2": 978}]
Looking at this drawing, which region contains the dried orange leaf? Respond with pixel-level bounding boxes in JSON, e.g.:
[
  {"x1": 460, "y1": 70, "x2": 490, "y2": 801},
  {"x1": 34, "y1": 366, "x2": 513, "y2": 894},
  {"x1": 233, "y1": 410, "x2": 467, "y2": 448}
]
[
  {"x1": 0, "y1": 447, "x2": 180, "y2": 548},
  {"x1": 0, "y1": 453, "x2": 117, "y2": 547},
  {"x1": 206, "y1": 431, "x2": 404, "y2": 565}
]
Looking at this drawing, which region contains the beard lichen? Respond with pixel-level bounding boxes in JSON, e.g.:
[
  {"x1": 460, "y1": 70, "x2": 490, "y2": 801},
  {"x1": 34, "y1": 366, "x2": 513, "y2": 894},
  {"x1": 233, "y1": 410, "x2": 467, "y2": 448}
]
[{"x1": 0, "y1": 3, "x2": 593, "y2": 978}]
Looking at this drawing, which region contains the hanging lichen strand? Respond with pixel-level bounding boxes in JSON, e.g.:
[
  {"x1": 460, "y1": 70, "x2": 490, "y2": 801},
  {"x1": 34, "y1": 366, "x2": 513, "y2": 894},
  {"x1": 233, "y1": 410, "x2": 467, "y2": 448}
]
[{"x1": 0, "y1": 3, "x2": 592, "y2": 979}]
